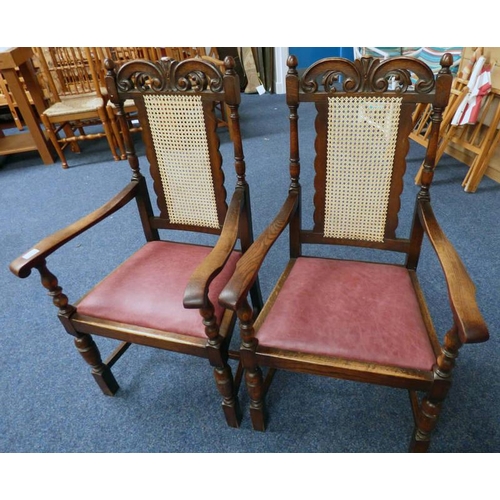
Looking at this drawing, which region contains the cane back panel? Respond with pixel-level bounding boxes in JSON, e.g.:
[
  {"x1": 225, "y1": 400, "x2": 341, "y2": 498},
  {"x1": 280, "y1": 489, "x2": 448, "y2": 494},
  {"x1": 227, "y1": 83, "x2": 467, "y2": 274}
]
[
  {"x1": 111, "y1": 58, "x2": 231, "y2": 231},
  {"x1": 324, "y1": 95, "x2": 403, "y2": 242},
  {"x1": 290, "y1": 56, "x2": 440, "y2": 245}
]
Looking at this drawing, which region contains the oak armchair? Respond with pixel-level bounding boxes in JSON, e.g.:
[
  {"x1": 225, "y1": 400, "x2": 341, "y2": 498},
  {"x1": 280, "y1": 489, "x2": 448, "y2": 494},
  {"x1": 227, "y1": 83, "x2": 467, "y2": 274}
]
[
  {"x1": 9, "y1": 55, "x2": 262, "y2": 428},
  {"x1": 219, "y1": 54, "x2": 489, "y2": 451}
]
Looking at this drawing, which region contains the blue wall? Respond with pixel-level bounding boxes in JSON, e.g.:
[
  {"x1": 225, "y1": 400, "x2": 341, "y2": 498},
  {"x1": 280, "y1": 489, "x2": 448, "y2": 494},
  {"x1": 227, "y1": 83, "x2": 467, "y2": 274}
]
[{"x1": 289, "y1": 47, "x2": 354, "y2": 68}]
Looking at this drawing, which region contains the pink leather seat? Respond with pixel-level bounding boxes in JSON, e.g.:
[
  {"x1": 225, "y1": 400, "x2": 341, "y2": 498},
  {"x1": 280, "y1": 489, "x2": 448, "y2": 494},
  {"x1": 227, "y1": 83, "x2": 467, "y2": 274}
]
[
  {"x1": 77, "y1": 241, "x2": 240, "y2": 338},
  {"x1": 256, "y1": 257, "x2": 436, "y2": 371}
]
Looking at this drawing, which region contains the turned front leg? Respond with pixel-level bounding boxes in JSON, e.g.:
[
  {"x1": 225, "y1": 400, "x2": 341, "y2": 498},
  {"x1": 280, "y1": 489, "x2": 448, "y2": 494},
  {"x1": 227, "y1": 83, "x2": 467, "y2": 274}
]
[
  {"x1": 74, "y1": 333, "x2": 119, "y2": 396},
  {"x1": 238, "y1": 299, "x2": 266, "y2": 431},
  {"x1": 200, "y1": 301, "x2": 241, "y2": 427},
  {"x1": 410, "y1": 324, "x2": 461, "y2": 452},
  {"x1": 213, "y1": 365, "x2": 241, "y2": 428},
  {"x1": 35, "y1": 260, "x2": 118, "y2": 396}
]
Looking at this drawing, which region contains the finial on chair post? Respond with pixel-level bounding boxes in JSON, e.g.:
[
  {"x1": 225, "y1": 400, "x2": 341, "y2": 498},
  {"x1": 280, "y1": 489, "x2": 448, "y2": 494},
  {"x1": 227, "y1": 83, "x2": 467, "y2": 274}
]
[
  {"x1": 224, "y1": 56, "x2": 235, "y2": 74},
  {"x1": 419, "y1": 53, "x2": 454, "y2": 196},
  {"x1": 287, "y1": 55, "x2": 298, "y2": 75},
  {"x1": 104, "y1": 58, "x2": 119, "y2": 105},
  {"x1": 439, "y1": 53, "x2": 454, "y2": 73},
  {"x1": 104, "y1": 58, "x2": 116, "y2": 72},
  {"x1": 221, "y1": 56, "x2": 245, "y2": 185},
  {"x1": 103, "y1": 57, "x2": 142, "y2": 180},
  {"x1": 285, "y1": 55, "x2": 301, "y2": 188}
]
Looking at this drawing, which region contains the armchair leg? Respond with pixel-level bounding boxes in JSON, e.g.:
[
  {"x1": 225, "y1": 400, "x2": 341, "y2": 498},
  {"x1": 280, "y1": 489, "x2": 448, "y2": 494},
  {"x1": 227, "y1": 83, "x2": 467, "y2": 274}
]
[
  {"x1": 74, "y1": 333, "x2": 119, "y2": 396},
  {"x1": 245, "y1": 366, "x2": 266, "y2": 431},
  {"x1": 214, "y1": 365, "x2": 241, "y2": 428},
  {"x1": 409, "y1": 325, "x2": 459, "y2": 452},
  {"x1": 409, "y1": 396, "x2": 443, "y2": 452},
  {"x1": 409, "y1": 432, "x2": 431, "y2": 452}
]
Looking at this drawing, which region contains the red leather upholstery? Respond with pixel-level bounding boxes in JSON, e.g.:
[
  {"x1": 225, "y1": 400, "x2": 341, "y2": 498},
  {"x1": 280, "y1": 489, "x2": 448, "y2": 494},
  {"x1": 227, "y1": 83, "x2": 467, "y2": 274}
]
[
  {"x1": 257, "y1": 257, "x2": 436, "y2": 371},
  {"x1": 77, "y1": 241, "x2": 240, "y2": 338}
]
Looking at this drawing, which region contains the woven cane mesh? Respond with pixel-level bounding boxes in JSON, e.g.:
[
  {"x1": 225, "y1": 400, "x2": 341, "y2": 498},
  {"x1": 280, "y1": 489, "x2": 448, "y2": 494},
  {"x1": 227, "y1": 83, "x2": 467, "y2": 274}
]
[
  {"x1": 324, "y1": 96, "x2": 402, "y2": 242},
  {"x1": 143, "y1": 94, "x2": 220, "y2": 229}
]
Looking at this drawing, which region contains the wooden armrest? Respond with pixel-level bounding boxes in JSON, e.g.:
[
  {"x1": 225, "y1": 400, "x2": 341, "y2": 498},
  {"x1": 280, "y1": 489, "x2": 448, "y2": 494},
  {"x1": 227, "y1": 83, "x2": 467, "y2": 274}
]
[
  {"x1": 9, "y1": 181, "x2": 139, "y2": 279},
  {"x1": 219, "y1": 191, "x2": 299, "y2": 311},
  {"x1": 418, "y1": 200, "x2": 489, "y2": 344},
  {"x1": 183, "y1": 188, "x2": 245, "y2": 309}
]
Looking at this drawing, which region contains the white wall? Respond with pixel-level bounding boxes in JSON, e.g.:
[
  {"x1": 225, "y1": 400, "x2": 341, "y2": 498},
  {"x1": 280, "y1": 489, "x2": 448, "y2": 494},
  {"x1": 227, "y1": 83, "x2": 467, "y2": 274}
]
[{"x1": 274, "y1": 47, "x2": 289, "y2": 94}]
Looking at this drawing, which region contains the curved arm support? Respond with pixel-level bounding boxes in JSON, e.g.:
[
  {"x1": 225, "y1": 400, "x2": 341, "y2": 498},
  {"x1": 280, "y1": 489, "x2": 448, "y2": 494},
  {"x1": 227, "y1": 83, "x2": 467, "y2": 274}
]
[
  {"x1": 183, "y1": 188, "x2": 245, "y2": 309},
  {"x1": 219, "y1": 191, "x2": 299, "y2": 311},
  {"x1": 418, "y1": 200, "x2": 489, "y2": 344},
  {"x1": 9, "y1": 181, "x2": 139, "y2": 279}
]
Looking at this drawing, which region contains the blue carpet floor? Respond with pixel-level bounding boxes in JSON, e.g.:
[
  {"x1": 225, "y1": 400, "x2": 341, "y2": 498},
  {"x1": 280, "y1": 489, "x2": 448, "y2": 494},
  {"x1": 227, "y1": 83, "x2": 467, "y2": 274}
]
[{"x1": 1, "y1": 93, "x2": 498, "y2": 456}]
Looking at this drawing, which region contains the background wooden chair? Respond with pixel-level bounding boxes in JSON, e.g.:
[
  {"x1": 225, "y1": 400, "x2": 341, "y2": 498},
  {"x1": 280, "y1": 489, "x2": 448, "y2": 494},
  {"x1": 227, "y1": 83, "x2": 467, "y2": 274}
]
[
  {"x1": 161, "y1": 48, "x2": 230, "y2": 130},
  {"x1": 0, "y1": 69, "x2": 26, "y2": 131},
  {"x1": 9, "y1": 55, "x2": 262, "y2": 428},
  {"x1": 411, "y1": 48, "x2": 500, "y2": 192},
  {"x1": 219, "y1": 54, "x2": 489, "y2": 451},
  {"x1": 33, "y1": 47, "x2": 119, "y2": 168},
  {"x1": 104, "y1": 47, "x2": 229, "y2": 159},
  {"x1": 99, "y1": 47, "x2": 159, "y2": 159}
]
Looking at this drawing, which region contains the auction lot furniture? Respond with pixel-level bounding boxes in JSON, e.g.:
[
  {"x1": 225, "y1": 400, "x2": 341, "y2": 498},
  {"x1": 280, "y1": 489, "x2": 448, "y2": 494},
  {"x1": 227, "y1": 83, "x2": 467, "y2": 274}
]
[
  {"x1": 219, "y1": 54, "x2": 489, "y2": 451},
  {"x1": 10, "y1": 56, "x2": 262, "y2": 428}
]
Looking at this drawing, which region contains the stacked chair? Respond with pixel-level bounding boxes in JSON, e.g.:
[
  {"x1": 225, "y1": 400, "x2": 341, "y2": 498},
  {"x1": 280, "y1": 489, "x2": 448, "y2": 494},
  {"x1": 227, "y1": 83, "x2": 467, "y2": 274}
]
[{"x1": 412, "y1": 47, "x2": 500, "y2": 192}]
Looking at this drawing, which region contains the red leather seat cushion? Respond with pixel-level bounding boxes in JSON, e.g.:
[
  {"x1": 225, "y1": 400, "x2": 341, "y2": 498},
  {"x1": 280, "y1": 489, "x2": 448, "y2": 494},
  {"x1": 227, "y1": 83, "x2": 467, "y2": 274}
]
[
  {"x1": 77, "y1": 241, "x2": 240, "y2": 338},
  {"x1": 257, "y1": 257, "x2": 436, "y2": 371}
]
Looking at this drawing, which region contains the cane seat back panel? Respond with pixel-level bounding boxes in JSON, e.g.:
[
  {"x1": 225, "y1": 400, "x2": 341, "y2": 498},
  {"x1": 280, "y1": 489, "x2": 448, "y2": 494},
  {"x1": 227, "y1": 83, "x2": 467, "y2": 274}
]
[
  {"x1": 143, "y1": 94, "x2": 221, "y2": 229},
  {"x1": 107, "y1": 57, "x2": 234, "y2": 233},
  {"x1": 323, "y1": 96, "x2": 403, "y2": 242},
  {"x1": 296, "y1": 56, "x2": 439, "y2": 248}
]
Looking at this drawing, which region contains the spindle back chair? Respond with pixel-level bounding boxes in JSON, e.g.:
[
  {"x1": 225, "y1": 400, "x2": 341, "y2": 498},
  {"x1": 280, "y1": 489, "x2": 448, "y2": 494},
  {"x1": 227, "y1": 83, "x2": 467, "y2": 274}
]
[{"x1": 33, "y1": 47, "x2": 119, "y2": 168}]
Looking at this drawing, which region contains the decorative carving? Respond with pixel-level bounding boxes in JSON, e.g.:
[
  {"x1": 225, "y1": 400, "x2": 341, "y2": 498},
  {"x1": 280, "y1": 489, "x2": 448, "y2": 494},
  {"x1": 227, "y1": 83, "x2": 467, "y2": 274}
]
[
  {"x1": 297, "y1": 56, "x2": 438, "y2": 94},
  {"x1": 115, "y1": 57, "x2": 224, "y2": 94}
]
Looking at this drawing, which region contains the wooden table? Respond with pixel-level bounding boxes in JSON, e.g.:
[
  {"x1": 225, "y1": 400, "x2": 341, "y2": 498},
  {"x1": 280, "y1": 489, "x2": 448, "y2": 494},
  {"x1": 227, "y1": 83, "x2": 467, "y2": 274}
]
[{"x1": 0, "y1": 47, "x2": 54, "y2": 164}]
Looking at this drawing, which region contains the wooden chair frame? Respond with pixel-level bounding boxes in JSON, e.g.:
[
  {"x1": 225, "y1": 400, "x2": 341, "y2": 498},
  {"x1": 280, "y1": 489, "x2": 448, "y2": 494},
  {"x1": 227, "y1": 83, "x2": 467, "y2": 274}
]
[
  {"x1": 0, "y1": 69, "x2": 25, "y2": 130},
  {"x1": 33, "y1": 47, "x2": 119, "y2": 168},
  {"x1": 218, "y1": 54, "x2": 489, "y2": 451},
  {"x1": 413, "y1": 49, "x2": 500, "y2": 192},
  {"x1": 99, "y1": 47, "x2": 157, "y2": 160},
  {"x1": 10, "y1": 56, "x2": 262, "y2": 428}
]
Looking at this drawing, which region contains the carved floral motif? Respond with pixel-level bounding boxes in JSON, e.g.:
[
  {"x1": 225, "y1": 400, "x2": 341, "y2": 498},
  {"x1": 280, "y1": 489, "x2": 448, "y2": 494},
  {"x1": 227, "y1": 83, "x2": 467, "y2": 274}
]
[
  {"x1": 114, "y1": 57, "x2": 224, "y2": 94},
  {"x1": 298, "y1": 56, "x2": 443, "y2": 94}
]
